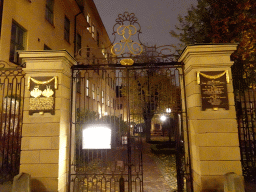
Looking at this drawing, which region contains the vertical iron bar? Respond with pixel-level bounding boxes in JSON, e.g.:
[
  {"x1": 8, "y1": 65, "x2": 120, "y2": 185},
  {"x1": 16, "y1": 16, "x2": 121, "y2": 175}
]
[
  {"x1": 182, "y1": 64, "x2": 194, "y2": 192},
  {"x1": 126, "y1": 67, "x2": 132, "y2": 192},
  {"x1": 68, "y1": 69, "x2": 74, "y2": 192}
]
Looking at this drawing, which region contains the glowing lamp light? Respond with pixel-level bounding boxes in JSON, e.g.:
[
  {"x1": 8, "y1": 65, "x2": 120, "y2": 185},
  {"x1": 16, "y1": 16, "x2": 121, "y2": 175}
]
[
  {"x1": 82, "y1": 124, "x2": 111, "y2": 149},
  {"x1": 160, "y1": 115, "x2": 167, "y2": 122},
  {"x1": 166, "y1": 108, "x2": 171, "y2": 113}
]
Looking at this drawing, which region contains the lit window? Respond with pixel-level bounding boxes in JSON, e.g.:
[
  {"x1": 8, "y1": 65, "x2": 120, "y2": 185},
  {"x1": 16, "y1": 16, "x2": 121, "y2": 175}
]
[
  {"x1": 45, "y1": 0, "x2": 54, "y2": 25},
  {"x1": 107, "y1": 96, "x2": 110, "y2": 106},
  {"x1": 86, "y1": 79, "x2": 89, "y2": 96},
  {"x1": 64, "y1": 16, "x2": 70, "y2": 42},
  {"x1": 87, "y1": 15, "x2": 91, "y2": 32},
  {"x1": 92, "y1": 25, "x2": 95, "y2": 39},
  {"x1": 92, "y1": 84, "x2": 95, "y2": 100},
  {"x1": 9, "y1": 21, "x2": 26, "y2": 64}
]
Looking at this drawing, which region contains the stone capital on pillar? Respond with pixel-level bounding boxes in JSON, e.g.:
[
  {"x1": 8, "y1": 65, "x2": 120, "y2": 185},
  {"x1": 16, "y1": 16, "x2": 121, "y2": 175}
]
[
  {"x1": 19, "y1": 50, "x2": 76, "y2": 192},
  {"x1": 178, "y1": 44, "x2": 243, "y2": 192}
]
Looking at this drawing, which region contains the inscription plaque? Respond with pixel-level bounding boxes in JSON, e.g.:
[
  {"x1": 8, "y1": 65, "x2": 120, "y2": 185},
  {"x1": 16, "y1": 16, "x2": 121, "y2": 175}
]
[
  {"x1": 198, "y1": 71, "x2": 229, "y2": 110},
  {"x1": 28, "y1": 76, "x2": 57, "y2": 115}
]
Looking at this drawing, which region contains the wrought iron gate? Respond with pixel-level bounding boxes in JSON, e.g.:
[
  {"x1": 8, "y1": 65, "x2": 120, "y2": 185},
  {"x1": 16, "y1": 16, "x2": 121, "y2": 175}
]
[
  {"x1": 233, "y1": 68, "x2": 256, "y2": 182},
  {"x1": 69, "y1": 62, "x2": 192, "y2": 192},
  {"x1": 0, "y1": 63, "x2": 25, "y2": 183},
  {"x1": 68, "y1": 12, "x2": 192, "y2": 192}
]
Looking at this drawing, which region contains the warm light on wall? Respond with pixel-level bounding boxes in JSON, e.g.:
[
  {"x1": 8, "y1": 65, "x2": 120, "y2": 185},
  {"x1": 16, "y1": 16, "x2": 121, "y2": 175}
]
[{"x1": 82, "y1": 124, "x2": 111, "y2": 149}]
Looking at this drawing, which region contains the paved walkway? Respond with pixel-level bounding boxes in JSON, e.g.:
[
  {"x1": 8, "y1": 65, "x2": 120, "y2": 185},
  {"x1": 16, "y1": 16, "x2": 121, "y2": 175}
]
[{"x1": 142, "y1": 139, "x2": 176, "y2": 192}]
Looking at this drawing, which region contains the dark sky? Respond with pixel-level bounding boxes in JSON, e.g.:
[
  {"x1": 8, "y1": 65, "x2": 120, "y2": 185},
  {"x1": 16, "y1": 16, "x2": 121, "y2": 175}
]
[{"x1": 93, "y1": 0, "x2": 198, "y2": 46}]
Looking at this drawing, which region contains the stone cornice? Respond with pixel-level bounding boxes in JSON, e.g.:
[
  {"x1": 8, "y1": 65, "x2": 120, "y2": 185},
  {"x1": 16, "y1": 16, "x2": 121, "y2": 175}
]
[
  {"x1": 19, "y1": 50, "x2": 77, "y2": 77},
  {"x1": 19, "y1": 50, "x2": 77, "y2": 67},
  {"x1": 178, "y1": 44, "x2": 238, "y2": 64}
]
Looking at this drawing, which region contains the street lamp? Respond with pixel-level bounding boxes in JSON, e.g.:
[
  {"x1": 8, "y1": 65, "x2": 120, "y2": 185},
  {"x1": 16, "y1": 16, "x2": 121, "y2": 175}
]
[
  {"x1": 160, "y1": 115, "x2": 167, "y2": 122},
  {"x1": 166, "y1": 108, "x2": 171, "y2": 113}
]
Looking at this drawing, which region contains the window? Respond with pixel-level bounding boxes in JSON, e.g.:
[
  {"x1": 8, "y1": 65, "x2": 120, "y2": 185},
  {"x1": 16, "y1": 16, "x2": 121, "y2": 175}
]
[
  {"x1": 87, "y1": 46, "x2": 90, "y2": 58},
  {"x1": 117, "y1": 104, "x2": 123, "y2": 110},
  {"x1": 112, "y1": 79, "x2": 115, "y2": 90},
  {"x1": 76, "y1": 72, "x2": 81, "y2": 93},
  {"x1": 0, "y1": 0, "x2": 3, "y2": 35},
  {"x1": 92, "y1": 84, "x2": 95, "y2": 100},
  {"x1": 97, "y1": 87, "x2": 99, "y2": 101},
  {"x1": 86, "y1": 79, "x2": 89, "y2": 96},
  {"x1": 92, "y1": 25, "x2": 95, "y2": 39},
  {"x1": 107, "y1": 96, "x2": 110, "y2": 106},
  {"x1": 9, "y1": 21, "x2": 26, "y2": 64},
  {"x1": 97, "y1": 31, "x2": 100, "y2": 47},
  {"x1": 76, "y1": 33, "x2": 81, "y2": 55},
  {"x1": 64, "y1": 16, "x2": 70, "y2": 42},
  {"x1": 44, "y1": 44, "x2": 51, "y2": 50},
  {"x1": 45, "y1": 0, "x2": 54, "y2": 25},
  {"x1": 102, "y1": 91, "x2": 104, "y2": 104},
  {"x1": 102, "y1": 70, "x2": 105, "y2": 79},
  {"x1": 87, "y1": 15, "x2": 91, "y2": 32}
]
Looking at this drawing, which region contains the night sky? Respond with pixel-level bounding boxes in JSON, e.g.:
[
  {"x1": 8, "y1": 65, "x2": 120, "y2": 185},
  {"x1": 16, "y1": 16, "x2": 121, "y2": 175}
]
[{"x1": 93, "y1": 0, "x2": 198, "y2": 47}]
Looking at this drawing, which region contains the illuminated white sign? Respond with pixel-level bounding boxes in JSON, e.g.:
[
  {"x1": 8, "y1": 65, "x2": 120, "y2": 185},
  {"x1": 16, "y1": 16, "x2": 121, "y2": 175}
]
[{"x1": 82, "y1": 124, "x2": 111, "y2": 149}]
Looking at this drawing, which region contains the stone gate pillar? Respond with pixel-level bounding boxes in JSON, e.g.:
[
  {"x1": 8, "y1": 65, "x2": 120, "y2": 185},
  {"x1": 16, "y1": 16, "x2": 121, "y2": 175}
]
[
  {"x1": 178, "y1": 44, "x2": 243, "y2": 191},
  {"x1": 19, "y1": 50, "x2": 76, "y2": 192}
]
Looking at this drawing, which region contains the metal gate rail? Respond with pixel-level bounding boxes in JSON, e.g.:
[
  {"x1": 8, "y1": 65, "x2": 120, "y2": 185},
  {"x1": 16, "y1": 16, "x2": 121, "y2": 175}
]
[{"x1": 0, "y1": 64, "x2": 25, "y2": 183}]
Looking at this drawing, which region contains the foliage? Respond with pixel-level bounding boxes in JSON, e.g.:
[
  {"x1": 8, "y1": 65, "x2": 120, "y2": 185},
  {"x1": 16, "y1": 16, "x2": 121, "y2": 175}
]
[
  {"x1": 76, "y1": 109, "x2": 128, "y2": 135},
  {"x1": 171, "y1": 0, "x2": 256, "y2": 86}
]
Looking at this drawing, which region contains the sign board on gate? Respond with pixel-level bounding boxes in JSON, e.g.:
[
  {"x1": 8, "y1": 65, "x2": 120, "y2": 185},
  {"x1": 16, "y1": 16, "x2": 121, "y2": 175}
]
[{"x1": 82, "y1": 124, "x2": 111, "y2": 149}]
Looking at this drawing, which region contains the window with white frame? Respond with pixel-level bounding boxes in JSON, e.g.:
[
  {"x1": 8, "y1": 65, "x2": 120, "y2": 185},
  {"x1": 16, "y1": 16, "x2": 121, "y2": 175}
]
[{"x1": 86, "y1": 79, "x2": 89, "y2": 96}]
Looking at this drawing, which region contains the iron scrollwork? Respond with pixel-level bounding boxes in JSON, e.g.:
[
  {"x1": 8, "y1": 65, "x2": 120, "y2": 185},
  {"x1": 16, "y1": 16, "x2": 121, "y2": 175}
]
[{"x1": 75, "y1": 12, "x2": 180, "y2": 65}]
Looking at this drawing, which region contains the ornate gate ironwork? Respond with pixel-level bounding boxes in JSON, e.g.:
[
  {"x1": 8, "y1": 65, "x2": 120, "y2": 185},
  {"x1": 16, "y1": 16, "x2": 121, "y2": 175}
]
[
  {"x1": 233, "y1": 69, "x2": 256, "y2": 182},
  {"x1": 68, "y1": 12, "x2": 193, "y2": 192},
  {"x1": 0, "y1": 62, "x2": 25, "y2": 183}
]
